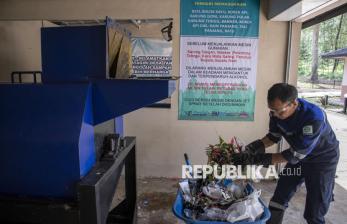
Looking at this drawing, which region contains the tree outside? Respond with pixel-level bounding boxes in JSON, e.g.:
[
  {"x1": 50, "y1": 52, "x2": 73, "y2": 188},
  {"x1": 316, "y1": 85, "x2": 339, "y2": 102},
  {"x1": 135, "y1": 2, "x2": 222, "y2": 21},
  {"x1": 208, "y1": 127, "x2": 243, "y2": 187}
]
[
  {"x1": 298, "y1": 13, "x2": 347, "y2": 112},
  {"x1": 299, "y1": 13, "x2": 347, "y2": 86}
]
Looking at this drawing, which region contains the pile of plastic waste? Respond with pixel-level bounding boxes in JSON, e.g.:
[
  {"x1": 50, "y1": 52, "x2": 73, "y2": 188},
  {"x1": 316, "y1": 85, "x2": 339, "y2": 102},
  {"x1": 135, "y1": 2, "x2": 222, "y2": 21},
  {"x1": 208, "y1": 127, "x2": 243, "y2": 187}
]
[
  {"x1": 179, "y1": 179, "x2": 264, "y2": 222},
  {"x1": 179, "y1": 136, "x2": 264, "y2": 222}
]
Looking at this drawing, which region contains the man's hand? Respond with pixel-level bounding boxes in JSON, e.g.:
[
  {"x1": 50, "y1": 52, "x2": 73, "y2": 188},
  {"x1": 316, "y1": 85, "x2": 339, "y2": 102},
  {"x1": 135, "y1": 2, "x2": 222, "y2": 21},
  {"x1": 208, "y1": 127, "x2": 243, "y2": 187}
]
[
  {"x1": 231, "y1": 153, "x2": 272, "y2": 167},
  {"x1": 245, "y1": 139, "x2": 265, "y2": 155}
]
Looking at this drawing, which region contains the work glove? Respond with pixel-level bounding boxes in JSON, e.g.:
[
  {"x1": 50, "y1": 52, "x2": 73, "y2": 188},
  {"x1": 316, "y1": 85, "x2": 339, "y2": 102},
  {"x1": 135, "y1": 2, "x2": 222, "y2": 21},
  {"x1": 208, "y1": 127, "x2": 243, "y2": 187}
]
[
  {"x1": 231, "y1": 153, "x2": 272, "y2": 167},
  {"x1": 245, "y1": 139, "x2": 265, "y2": 155}
]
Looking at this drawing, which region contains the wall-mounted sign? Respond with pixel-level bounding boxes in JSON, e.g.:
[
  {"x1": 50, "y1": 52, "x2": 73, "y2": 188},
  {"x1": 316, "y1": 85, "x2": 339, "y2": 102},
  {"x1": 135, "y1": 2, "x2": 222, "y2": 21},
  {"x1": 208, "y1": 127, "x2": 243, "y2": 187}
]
[
  {"x1": 179, "y1": 0, "x2": 260, "y2": 121},
  {"x1": 132, "y1": 38, "x2": 172, "y2": 78}
]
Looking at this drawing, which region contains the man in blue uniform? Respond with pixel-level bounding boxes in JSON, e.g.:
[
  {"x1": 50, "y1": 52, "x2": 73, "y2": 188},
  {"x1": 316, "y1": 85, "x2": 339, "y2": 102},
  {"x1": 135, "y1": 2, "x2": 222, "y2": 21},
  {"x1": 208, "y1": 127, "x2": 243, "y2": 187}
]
[{"x1": 232, "y1": 83, "x2": 339, "y2": 224}]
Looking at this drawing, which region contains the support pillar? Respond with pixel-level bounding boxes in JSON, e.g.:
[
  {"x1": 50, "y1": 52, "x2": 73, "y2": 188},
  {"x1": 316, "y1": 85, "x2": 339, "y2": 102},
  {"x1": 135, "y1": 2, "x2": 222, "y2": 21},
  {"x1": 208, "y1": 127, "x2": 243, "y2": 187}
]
[{"x1": 341, "y1": 58, "x2": 347, "y2": 101}]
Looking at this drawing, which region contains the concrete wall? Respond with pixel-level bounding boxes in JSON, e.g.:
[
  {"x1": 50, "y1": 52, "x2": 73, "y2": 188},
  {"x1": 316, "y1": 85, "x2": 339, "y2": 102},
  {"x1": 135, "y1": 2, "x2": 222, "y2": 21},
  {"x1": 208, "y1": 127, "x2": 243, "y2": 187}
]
[
  {"x1": 0, "y1": 20, "x2": 57, "y2": 82},
  {"x1": 0, "y1": 21, "x2": 42, "y2": 82},
  {"x1": 287, "y1": 22, "x2": 302, "y2": 86},
  {"x1": 0, "y1": 0, "x2": 175, "y2": 20},
  {"x1": 126, "y1": 1, "x2": 292, "y2": 177},
  {"x1": 0, "y1": 0, "x2": 301, "y2": 177}
]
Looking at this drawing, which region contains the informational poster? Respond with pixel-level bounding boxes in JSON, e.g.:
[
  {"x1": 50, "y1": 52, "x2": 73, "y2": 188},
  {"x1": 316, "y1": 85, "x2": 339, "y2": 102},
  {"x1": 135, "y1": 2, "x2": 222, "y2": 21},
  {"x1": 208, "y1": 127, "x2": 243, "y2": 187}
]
[
  {"x1": 132, "y1": 38, "x2": 172, "y2": 77},
  {"x1": 179, "y1": 0, "x2": 260, "y2": 121}
]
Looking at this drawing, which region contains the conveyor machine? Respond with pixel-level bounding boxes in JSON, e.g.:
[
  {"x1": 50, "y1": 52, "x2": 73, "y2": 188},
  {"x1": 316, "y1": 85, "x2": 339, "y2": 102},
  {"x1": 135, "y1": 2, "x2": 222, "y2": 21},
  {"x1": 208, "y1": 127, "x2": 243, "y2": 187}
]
[{"x1": 0, "y1": 21, "x2": 175, "y2": 224}]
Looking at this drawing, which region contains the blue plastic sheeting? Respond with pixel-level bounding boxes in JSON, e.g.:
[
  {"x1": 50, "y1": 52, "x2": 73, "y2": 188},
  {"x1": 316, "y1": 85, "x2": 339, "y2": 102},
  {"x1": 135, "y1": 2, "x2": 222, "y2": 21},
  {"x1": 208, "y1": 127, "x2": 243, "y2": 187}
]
[
  {"x1": 41, "y1": 25, "x2": 107, "y2": 83},
  {"x1": 0, "y1": 83, "x2": 95, "y2": 198}
]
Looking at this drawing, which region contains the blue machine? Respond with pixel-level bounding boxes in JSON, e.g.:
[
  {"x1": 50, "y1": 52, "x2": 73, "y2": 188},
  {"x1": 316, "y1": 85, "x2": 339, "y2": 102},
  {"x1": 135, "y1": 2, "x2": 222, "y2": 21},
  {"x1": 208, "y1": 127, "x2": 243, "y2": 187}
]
[{"x1": 0, "y1": 22, "x2": 175, "y2": 199}]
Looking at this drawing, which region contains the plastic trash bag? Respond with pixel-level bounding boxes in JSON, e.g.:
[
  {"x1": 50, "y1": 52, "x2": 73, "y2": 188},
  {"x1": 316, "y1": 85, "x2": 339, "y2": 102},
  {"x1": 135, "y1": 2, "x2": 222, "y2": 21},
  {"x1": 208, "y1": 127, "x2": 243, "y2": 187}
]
[
  {"x1": 202, "y1": 183, "x2": 225, "y2": 200},
  {"x1": 226, "y1": 190, "x2": 264, "y2": 222},
  {"x1": 179, "y1": 180, "x2": 192, "y2": 203},
  {"x1": 184, "y1": 209, "x2": 194, "y2": 219},
  {"x1": 199, "y1": 207, "x2": 228, "y2": 221},
  {"x1": 226, "y1": 182, "x2": 245, "y2": 200}
]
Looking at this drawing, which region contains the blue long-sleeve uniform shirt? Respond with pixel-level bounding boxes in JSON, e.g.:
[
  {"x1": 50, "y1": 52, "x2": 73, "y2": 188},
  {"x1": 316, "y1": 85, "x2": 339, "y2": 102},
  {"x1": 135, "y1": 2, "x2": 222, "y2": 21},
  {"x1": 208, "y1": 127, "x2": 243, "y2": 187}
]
[{"x1": 266, "y1": 98, "x2": 339, "y2": 165}]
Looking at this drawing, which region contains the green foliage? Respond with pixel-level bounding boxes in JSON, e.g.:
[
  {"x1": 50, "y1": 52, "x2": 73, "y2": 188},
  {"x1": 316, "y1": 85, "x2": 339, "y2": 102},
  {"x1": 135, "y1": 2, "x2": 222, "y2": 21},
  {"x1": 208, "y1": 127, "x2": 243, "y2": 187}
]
[
  {"x1": 298, "y1": 13, "x2": 347, "y2": 81},
  {"x1": 205, "y1": 136, "x2": 242, "y2": 166}
]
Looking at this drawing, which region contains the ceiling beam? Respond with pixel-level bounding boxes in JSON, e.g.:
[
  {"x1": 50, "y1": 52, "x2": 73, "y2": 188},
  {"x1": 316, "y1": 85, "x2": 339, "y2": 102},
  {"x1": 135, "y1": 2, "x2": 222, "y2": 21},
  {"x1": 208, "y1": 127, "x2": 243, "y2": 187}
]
[
  {"x1": 267, "y1": 0, "x2": 302, "y2": 20},
  {"x1": 302, "y1": 3, "x2": 347, "y2": 29}
]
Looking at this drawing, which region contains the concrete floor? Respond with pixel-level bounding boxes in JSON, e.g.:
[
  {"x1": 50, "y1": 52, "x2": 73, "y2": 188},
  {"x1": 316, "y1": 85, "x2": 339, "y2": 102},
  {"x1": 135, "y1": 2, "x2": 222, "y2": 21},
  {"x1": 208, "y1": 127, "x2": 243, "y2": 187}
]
[
  {"x1": 112, "y1": 176, "x2": 347, "y2": 224},
  {"x1": 327, "y1": 111, "x2": 347, "y2": 190}
]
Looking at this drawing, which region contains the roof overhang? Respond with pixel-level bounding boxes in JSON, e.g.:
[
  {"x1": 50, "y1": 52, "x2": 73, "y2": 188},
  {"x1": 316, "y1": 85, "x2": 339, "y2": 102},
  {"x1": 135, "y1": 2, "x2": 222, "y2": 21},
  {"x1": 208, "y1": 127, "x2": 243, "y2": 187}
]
[
  {"x1": 268, "y1": 0, "x2": 347, "y2": 25},
  {"x1": 321, "y1": 48, "x2": 347, "y2": 59}
]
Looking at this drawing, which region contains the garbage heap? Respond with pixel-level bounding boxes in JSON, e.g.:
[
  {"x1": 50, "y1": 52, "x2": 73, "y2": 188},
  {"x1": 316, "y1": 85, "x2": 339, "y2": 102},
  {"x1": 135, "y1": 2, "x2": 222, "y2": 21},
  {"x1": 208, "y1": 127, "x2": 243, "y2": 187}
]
[{"x1": 180, "y1": 137, "x2": 264, "y2": 222}]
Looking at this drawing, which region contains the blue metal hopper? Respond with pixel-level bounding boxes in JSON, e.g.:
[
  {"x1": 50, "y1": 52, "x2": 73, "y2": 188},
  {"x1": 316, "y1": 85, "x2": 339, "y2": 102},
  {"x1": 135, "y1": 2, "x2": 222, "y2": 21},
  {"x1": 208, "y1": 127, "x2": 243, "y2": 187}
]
[{"x1": 0, "y1": 22, "x2": 175, "y2": 199}]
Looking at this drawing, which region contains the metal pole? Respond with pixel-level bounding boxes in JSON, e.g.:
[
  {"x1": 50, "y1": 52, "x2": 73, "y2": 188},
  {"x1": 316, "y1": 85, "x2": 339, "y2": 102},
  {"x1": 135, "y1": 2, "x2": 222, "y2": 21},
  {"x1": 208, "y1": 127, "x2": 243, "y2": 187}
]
[
  {"x1": 285, "y1": 21, "x2": 292, "y2": 84},
  {"x1": 277, "y1": 21, "x2": 293, "y2": 174}
]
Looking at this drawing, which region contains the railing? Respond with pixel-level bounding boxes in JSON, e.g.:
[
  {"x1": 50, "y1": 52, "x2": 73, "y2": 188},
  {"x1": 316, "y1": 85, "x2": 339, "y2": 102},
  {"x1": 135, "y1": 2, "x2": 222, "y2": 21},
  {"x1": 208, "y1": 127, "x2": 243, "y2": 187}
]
[
  {"x1": 11, "y1": 71, "x2": 42, "y2": 83},
  {"x1": 298, "y1": 77, "x2": 342, "y2": 89}
]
